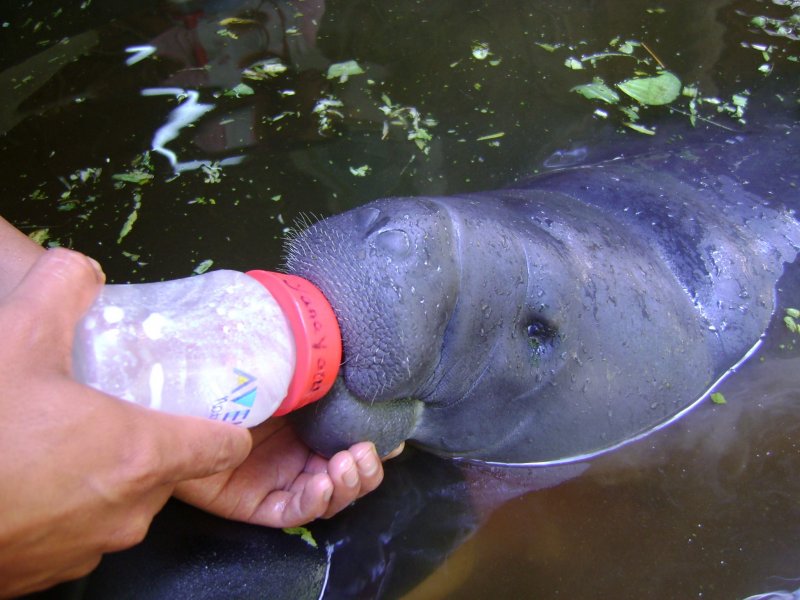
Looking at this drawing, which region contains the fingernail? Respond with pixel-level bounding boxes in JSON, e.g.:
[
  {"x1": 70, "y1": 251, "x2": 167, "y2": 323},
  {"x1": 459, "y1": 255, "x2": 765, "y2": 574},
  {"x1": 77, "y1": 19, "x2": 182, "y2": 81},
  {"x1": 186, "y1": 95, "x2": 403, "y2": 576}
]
[
  {"x1": 343, "y1": 461, "x2": 359, "y2": 488},
  {"x1": 86, "y1": 256, "x2": 106, "y2": 283},
  {"x1": 322, "y1": 482, "x2": 333, "y2": 503},
  {"x1": 357, "y1": 453, "x2": 379, "y2": 478}
]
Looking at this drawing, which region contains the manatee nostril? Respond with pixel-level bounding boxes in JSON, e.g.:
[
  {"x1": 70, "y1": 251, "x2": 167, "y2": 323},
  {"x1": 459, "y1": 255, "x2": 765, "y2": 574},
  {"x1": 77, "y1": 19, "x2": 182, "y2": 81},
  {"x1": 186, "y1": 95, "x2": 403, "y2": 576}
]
[
  {"x1": 372, "y1": 229, "x2": 412, "y2": 257},
  {"x1": 355, "y1": 207, "x2": 382, "y2": 231}
]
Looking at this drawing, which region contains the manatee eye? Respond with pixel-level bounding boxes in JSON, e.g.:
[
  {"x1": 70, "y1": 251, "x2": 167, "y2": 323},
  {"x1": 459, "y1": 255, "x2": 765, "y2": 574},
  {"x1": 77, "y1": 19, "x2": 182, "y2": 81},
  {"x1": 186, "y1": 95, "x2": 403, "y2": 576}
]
[{"x1": 526, "y1": 320, "x2": 557, "y2": 358}]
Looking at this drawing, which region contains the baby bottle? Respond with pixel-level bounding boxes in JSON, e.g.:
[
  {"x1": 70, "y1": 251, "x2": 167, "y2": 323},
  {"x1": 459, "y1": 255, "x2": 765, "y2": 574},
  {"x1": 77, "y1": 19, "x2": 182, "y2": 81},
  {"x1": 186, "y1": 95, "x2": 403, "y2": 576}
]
[{"x1": 72, "y1": 270, "x2": 341, "y2": 426}]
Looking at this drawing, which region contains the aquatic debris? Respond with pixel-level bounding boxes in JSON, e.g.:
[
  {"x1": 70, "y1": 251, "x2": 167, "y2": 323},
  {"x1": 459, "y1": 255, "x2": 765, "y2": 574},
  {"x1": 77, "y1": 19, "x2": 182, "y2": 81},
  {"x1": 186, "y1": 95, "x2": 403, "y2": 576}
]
[
  {"x1": 326, "y1": 60, "x2": 365, "y2": 83},
  {"x1": 283, "y1": 526, "x2": 318, "y2": 548},
  {"x1": 617, "y1": 71, "x2": 681, "y2": 106},
  {"x1": 571, "y1": 78, "x2": 620, "y2": 104},
  {"x1": 476, "y1": 132, "x2": 505, "y2": 142},
  {"x1": 710, "y1": 392, "x2": 727, "y2": 405},
  {"x1": 378, "y1": 94, "x2": 437, "y2": 154},
  {"x1": 785, "y1": 307, "x2": 800, "y2": 333},
  {"x1": 223, "y1": 83, "x2": 254, "y2": 98},
  {"x1": 349, "y1": 165, "x2": 371, "y2": 177},
  {"x1": 193, "y1": 259, "x2": 214, "y2": 275},
  {"x1": 535, "y1": 42, "x2": 564, "y2": 52},
  {"x1": 117, "y1": 191, "x2": 141, "y2": 244},
  {"x1": 313, "y1": 95, "x2": 344, "y2": 134},
  {"x1": 112, "y1": 171, "x2": 153, "y2": 186},
  {"x1": 27, "y1": 228, "x2": 50, "y2": 245},
  {"x1": 243, "y1": 58, "x2": 288, "y2": 80},
  {"x1": 472, "y1": 41, "x2": 491, "y2": 60}
]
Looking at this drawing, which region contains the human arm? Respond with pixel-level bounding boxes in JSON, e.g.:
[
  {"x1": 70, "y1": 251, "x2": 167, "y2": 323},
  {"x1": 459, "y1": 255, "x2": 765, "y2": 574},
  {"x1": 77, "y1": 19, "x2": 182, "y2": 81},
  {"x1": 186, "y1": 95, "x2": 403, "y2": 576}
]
[
  {"x1": 0, "y1": 215, "x2": 46, "y2": 296},
  {"x1": 0, "y1": 247, "x2": 253, "y2": 597},
  {"x1": 0, "y1": 218, "x2": 391, "y2": 594}
]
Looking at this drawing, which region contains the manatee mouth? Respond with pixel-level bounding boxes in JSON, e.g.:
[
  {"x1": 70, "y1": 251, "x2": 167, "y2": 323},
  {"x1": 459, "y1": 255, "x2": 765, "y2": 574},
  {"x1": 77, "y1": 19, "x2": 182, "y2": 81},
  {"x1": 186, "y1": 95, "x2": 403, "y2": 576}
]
[
  {"x1": 283, "y1": 197, "x2": 460, "y2": 457},
  {"x1": 290, "y1": 378, "x2": 423, "y2": 457}
]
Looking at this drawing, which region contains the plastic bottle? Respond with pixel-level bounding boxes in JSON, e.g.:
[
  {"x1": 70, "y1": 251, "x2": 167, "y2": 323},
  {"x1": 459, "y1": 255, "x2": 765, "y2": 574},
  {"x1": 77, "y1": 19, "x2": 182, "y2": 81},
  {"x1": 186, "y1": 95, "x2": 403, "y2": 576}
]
[{"x1": 72, "y1": 270, "x2": 341, "y2": 426}]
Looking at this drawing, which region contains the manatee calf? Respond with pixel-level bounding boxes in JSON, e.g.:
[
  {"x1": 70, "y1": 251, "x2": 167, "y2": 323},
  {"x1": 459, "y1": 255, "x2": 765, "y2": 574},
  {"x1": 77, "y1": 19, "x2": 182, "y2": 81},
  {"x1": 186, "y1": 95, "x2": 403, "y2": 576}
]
[{"x1": 286, "y1": 117, "x2": 800, "y2": 464}]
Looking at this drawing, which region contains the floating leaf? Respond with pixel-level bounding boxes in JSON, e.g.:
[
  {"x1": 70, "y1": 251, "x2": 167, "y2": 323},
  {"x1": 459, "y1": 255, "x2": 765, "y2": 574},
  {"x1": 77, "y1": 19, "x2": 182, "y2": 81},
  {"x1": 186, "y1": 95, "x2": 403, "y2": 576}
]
[
  {"x1": 624, "y1": 122, "x2": 656, "y2": 135},
  {"x1": 617, "y1": 71, "x2": 681, "y2": 105},
  {"x1": 283, "y1": 526, "x2": 318, "y2": 548},
  {"x1": 224, "y1": 83, "x2": 255, "y2": 98},
  {"x1": 193, "y1": 259, "x2": 214, "y2": 275},
  {"x1": 535, "y1": 42, "x2": 563, "y2": 52},
  {"x1": 784, "y1": 315, "x2": 798, "y2": 333},
  {"x1": 326, "y1": 60, "x2": 365, "y2": 83},
  {"x1": 572, "y1": 79, "x2": 620, "y2": 104},
  {"x1": 564, "y1": 57, "x2": 584, "y2": 70},
  {"x1": 28, "y1": 228, "x2": 50, "y2": 245},
  {"x1": 112, "y1": 171, "x2": 153, "y2": 185},
  {"x1": 471, "y1": 41, "x2": 490, "y2": 60},
  {"x1": 219, "y1": 17, "x2": 259, "y2": 26},
  {"x1": 349, "y1": 164, "x2": 371, "y2": 177},
  {"x1": 117, "y1": 192, "x2": 141, "y2": 244},
  {"x1": 476, "y1": 132, "x2": 505, "y2": 141},
  {"x1": 786, "y1": 308, "x2": 800, "y2": 319},
  {"x1": 710, "y1": 392, "x2": 727, "y2": 405},
  {"x1": 243, "y1": 58, "x2": 287, "y2": 80}
]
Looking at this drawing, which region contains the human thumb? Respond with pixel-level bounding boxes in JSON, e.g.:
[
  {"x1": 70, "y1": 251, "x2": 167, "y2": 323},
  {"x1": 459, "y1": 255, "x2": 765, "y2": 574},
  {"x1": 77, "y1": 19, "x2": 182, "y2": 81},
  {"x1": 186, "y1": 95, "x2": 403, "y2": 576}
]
[
  {"x1": 134, "y1": 410, "x2": 253, "y2": 483},
  {"x1": 6, "y1": 248, "x2": 105, "y2": 358}
]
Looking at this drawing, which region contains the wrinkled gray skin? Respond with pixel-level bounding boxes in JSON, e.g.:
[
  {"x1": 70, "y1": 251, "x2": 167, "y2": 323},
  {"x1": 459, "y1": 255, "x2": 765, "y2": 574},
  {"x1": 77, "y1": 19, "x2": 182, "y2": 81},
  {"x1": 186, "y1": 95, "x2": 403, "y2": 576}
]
[{"x1": 286, "y1": 119, "x2": 800, "y2": 464}]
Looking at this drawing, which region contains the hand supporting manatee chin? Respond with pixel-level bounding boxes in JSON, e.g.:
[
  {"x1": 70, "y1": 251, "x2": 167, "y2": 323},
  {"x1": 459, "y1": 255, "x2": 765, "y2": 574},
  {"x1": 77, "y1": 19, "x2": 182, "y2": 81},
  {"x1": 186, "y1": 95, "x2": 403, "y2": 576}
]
[
  {"x1": 174, "y1": 420, "x2": 403, "y2": 527},
  {"x1": 0, "y1": 248, "x2": 250, "y2": 597},
  {"x1": 0, "y1": 243, "x2": 400, "y2": 597}
]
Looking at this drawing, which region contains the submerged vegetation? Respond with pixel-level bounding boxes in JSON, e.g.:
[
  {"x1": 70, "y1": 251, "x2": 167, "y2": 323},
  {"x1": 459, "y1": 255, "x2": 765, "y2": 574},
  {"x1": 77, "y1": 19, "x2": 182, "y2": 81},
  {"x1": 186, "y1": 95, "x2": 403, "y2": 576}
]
[{"x1": 4, "y1": 0, "x2": 798, "y2": 275}]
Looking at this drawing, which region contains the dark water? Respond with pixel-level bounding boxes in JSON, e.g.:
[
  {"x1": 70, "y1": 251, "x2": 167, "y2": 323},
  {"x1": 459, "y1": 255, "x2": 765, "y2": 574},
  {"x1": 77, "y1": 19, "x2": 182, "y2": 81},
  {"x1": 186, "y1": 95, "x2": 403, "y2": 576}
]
[{"x1": 2, "y1": 1, "x2": 799, "y2": 598}]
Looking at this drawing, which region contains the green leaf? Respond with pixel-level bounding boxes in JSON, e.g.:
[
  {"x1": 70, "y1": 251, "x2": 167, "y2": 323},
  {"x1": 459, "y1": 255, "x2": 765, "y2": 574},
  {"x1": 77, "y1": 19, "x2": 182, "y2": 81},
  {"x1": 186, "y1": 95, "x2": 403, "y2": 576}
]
[
  {"x1": 326, "y1": 60, "x2": 365, "y2": 83},
  {"x1": 616, "y1": 71, "x2": 681, "y2": 105},
  {"x1": 710, "y1": 392, "x2": 727, "y2": 405},
  {"x1": 476, "y1": 132, "x2": 505, "y2": 141},
  {"x1": 786, "y1": 307, "x2": 800, "y2": 319},
  {"x1": 283, "y1": 526, "x2": 318, "y2": 548},
  {"x1": 471, "y1": 41, "x2": 490, "y2": 60},
  {"x1": 623, "y1": 122, "x2": 656, "y2": 135},
  {"x1": 535, "y1": 42, "x2": 562, "y2": 52},
  {"x1": 112, "y1": 171, "x2": 154, "y2": 185},
  {"x1": 117, "y1": 192, "x2": 141, "y2": 244},
  {"x1": 224, "y1": 83, "x2": 255, "y2": 98},
  {"x1": 572, "y1": 79, "x2": 620, "y2": 104},
  {"x1": 784, "y1": 315, "x2": 798, "y2": 333},
  {"x1": 28, "y1": 228, "x2": 50, "y2": 245},
  {"x1": 349, "y1": 164, "x2": 371, "y2": 177},
  {"x1": 193, "y1": 259, "x2": 214, "y2": 275}
]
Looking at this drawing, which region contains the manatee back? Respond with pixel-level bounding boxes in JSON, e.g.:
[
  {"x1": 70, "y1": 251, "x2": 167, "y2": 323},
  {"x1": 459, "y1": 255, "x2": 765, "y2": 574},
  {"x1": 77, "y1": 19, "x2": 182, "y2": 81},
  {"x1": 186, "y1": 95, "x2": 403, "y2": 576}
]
[
  {"x1": 529, "y1": 127, "x2": 800, "y2": 375},
  {"x1": 416, "y1": 126, "x2": 799, "y2": 464}
]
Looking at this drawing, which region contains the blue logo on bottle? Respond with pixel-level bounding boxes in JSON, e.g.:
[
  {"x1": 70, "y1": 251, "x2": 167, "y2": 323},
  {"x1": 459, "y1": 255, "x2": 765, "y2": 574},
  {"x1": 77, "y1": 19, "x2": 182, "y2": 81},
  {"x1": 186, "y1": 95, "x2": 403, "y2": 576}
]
[{"x1": 209, "y1": 368, "x2": 259, "y2": 425}]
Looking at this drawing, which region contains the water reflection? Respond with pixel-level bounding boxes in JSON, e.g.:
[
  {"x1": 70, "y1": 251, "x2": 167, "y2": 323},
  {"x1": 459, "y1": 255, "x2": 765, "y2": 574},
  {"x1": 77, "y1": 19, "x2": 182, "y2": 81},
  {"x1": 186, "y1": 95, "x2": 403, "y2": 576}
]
[{"x1": 3, "y1": 0, "x2": 799, "y2": 598}]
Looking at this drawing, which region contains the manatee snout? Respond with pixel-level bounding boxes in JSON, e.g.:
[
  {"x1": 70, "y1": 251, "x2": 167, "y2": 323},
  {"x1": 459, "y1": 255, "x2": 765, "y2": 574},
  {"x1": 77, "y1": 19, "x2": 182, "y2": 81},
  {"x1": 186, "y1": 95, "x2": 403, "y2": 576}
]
[{"x1": 285, "y1": 198, "x2": 459, "y2": 456}]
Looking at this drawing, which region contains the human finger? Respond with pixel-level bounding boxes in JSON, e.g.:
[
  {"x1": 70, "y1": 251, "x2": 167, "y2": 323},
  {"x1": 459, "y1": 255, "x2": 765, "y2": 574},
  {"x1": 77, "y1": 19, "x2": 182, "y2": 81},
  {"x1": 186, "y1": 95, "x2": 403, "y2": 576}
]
[
  {"x1": 125, "y1": 409, "x2": 253, "y2": 486},
  {"x1": 246, "y1": 472, "x2": 334, "y2": 528},
  {"x1": 4, "y1": 248, "x2": 105, "y2": 359},
  {"x1": 319, "y1": 442, "x2": 384, "y2": 518}
]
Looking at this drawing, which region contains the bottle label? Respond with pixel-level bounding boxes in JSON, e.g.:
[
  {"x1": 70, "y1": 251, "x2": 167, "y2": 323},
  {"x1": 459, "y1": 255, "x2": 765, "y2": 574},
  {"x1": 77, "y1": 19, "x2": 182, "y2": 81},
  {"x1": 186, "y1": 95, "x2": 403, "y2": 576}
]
[{"x1": 207, "y1": 367, "x2": 261, "y2": 425}]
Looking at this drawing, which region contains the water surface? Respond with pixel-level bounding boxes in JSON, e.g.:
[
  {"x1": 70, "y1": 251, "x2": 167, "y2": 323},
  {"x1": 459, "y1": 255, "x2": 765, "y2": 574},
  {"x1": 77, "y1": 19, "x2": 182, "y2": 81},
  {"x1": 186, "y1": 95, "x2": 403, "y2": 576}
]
[{"x1": 2, "y1": 1, "x2": 799, "y2": 598}]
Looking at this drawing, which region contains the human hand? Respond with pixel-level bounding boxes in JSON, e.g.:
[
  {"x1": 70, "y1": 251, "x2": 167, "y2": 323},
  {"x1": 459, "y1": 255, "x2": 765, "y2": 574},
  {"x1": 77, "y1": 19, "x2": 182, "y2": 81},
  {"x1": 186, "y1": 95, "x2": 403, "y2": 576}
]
[
  {"x1": 0, "y1": 249, "x2": 252, "y2": 598},
  {"x1": 174, "y1": 419, "x2": 401, "y2": 528}
]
